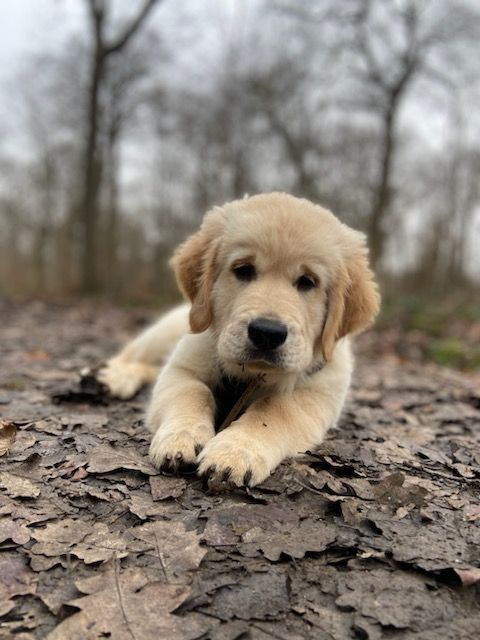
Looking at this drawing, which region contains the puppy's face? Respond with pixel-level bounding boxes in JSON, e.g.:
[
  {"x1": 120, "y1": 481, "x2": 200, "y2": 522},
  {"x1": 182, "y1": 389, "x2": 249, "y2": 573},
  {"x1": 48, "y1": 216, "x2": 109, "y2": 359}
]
[
  {"x1": 213, "y1": 204, "x2": 332, "y2": 374},
  {"x1": 172, "y1": 193, "x2": 380, "y2": 377}
]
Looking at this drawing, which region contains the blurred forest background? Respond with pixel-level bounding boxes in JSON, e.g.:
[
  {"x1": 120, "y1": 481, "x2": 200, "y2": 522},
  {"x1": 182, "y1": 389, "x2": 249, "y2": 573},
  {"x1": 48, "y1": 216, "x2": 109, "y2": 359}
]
[{"x1": 0, "y1": 0, "x2": 479, "y2": 368}]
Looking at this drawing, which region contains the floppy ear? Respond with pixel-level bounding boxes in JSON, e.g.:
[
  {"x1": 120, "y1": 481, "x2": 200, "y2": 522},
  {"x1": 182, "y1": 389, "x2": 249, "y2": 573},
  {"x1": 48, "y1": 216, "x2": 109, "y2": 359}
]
[
  {"x1": 320, "y1": 233, "x2": 380, "y2": 361},
  {"x1": 170, "y1": 225, "x2": 219, "y2": 333}
]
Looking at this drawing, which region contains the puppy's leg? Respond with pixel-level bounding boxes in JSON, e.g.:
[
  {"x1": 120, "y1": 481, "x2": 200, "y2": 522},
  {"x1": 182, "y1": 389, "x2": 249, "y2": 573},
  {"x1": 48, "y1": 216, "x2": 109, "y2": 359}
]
[
  {"x1": 147, "y1": 333, "x2": 217, "y2": 471},
  {"x1": 98, "y1": 304, "x2": 190, "y2": 399},
  {"x1": 198, "y1": 343, "x2": 353, "y2": 486}
]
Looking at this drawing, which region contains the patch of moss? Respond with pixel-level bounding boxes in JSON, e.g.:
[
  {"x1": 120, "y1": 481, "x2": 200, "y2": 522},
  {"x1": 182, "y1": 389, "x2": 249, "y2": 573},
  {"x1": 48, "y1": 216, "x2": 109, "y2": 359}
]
[
  {"x1": 0, "y1": 380, "x2": 26, "y2": 391},
  {"x1": 428, "y1": 338, "x2": 480, "y2": 371}
]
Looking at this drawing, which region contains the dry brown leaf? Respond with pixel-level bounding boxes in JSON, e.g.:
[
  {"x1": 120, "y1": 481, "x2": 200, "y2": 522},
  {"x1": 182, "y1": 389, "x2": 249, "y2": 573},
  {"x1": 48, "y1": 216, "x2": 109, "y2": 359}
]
[
  {"x1": 241, "y1": 519, "x2": 337, "y2": 561},
  {"x1": 149, "y1": 475, "x2": 187, "y2": 500},
  {"x1": 0, "y1": 519, "x2": 30, "y2": 545},
  {"x1": 374, "y1": 472, "x2": 428, "y2": 510},
  {"x1": 46, "y1": 562, "x2": 207, "y2": 640},
  {"x1": 335, "y1": 568, "x2": 456, "y2": 631},
  {"x1": 208, "y1": 572, "x2": 290, "y2": 621},
  {"x1": 341, "y1": 499, "x2": 366, "y2": 526},
  {"x1": 87, "y1": 444, "x2": 158, "y2": 476},
  {"x1": 30, "y1": 518, "x2": 92, "y2": 556},
  {"x1": 465, "y1": 504, "x2": 480, "y2": 521},
  {"x1": 454, "y1": 568, "x2": 480, "y2": 587},
  {"x1": 0, "y1": 470, "x2": 40, "y2": 498},
  {"x1": 30, "y1": 519, "x2": 128, "y2": 564},
  {"x1": 374, "y1": 440, "x2": 417, "y2": 466},
  {"x1": 202, "y1": 503, "x2": 298, "y2": 546},
  {"x1": 0, "y1": 556, "x2": 36, "y2": 617},
  {"x1": 133, "y1": 520, "x2": 206, "y2": 579},
  {"x1": 128, "y1": 491, "x2": 181, "y2": 519},
  {"x1": 0, "y1": 420, "x2": 17, "y2": 456},
  {"x1": 8, "y1": 432, "x2": 36, "y2": 459},
  {"x1": 451, "y1": 462, "x2": 476, "y2": 479},
  {"x1": 73, "y1": 523, "x2": 129, "y2": 564}
]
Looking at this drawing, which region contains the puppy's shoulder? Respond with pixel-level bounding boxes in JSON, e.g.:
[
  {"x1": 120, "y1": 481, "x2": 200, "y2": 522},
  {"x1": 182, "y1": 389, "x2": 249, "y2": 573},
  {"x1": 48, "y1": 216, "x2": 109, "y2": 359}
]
[
  {"x1": 300, "y1": 337, "x2": 354, "y2": 392},
  {"x1": 167, "y1": 329, "x2": 218, "y2": 384}
]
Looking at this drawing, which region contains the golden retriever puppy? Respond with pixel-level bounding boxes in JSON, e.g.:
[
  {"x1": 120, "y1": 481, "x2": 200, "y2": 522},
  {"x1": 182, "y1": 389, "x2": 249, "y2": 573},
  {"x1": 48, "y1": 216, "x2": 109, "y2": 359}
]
[{"x1": 99, "y1": 193, "x2": 380, "y2": 487}]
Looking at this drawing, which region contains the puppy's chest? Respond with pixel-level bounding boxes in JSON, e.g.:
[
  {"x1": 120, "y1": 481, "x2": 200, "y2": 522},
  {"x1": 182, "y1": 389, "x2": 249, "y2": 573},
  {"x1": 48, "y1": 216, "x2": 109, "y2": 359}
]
[{"x1": 213, "y1": 374, "x2": 265, "y2": 431}]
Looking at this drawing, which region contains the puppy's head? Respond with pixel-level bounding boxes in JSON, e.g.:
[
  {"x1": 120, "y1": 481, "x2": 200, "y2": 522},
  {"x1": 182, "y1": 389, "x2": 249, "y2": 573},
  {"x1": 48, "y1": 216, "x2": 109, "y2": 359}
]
[{"x1": 171, "y1": 193, "x2": 380, "y2": 376}]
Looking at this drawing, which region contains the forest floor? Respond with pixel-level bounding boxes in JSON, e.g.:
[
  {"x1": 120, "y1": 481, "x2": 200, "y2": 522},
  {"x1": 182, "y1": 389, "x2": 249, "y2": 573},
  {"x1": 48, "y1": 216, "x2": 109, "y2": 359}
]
[{"x1": 1, "y1": 298, "x2": 479, "y2": 640}]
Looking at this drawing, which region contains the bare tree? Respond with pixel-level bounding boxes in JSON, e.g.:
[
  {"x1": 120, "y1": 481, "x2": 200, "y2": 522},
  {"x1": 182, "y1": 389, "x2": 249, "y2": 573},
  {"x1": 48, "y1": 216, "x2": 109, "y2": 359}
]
[
  {"x1": 348, "y1": 0, "x2": 479, "y2": 268},
  {"x1": 99, "y1": 31, "x2": 160, "y2": 294},
  {"x1": 80, "y1": 0, "x2": 160, "y2": 293},
  {"x1": 2, "y1": 0, "x2": 479, "y2": 299}
]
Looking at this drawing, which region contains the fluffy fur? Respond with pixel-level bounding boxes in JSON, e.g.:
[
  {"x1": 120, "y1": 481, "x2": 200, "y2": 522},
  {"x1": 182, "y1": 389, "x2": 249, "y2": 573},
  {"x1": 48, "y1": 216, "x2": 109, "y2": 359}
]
[{"x1": 99, "y1": 193, "x2": 380, "y2": 487}]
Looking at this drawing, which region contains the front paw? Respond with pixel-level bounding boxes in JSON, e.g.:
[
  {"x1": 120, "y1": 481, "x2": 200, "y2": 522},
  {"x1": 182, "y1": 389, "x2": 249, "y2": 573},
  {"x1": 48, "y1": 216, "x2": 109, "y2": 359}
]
[
  {"x1": 197, "y1": 430, "x2": 274, "y2": 488},
  {"x1": 149, "y1": 422, "x2": 214, "y2": 473},
  {"x1": 96, "y1": 358, "x2": 157, "y2": 399}
]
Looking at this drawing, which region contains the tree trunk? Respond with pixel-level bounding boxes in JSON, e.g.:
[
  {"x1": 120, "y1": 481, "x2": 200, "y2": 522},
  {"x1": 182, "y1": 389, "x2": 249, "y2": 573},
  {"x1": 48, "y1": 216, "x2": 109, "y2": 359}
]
[
  {"x1": 368, "y1": 98, "x2": 397, "y2": 270},
  {"x1": 78, "y1": 0, "x2": 159, "y2": 294},
  {"x1": 105, "y1": 122, "x2": 120, "y2": 296},
  {"x1": 80, "y1": 49, "x2": 105, "y2": 294}
]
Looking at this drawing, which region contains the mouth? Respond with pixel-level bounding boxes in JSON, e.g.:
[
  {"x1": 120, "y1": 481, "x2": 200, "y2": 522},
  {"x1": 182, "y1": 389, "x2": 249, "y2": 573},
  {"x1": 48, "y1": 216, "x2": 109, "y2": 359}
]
[{"x1": 238, "y1": 350, "x2": 283, "y2": 370}]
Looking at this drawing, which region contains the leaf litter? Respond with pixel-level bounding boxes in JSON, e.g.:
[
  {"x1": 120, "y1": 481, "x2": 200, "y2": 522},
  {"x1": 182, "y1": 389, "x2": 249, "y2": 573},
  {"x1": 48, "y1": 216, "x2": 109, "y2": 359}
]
[{"x1": 0, "y1": 298, "x2": 479, "y2": 639}]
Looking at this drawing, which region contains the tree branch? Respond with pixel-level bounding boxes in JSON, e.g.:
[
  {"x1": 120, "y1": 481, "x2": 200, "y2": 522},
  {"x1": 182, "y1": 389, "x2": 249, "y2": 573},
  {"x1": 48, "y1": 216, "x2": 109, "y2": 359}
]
[
  {"x1": 87, "y1": 0, "x2": 105, "y2": 52},
  {"x1": 106, "y1": 0, "x2": 161, "y2": 55}
]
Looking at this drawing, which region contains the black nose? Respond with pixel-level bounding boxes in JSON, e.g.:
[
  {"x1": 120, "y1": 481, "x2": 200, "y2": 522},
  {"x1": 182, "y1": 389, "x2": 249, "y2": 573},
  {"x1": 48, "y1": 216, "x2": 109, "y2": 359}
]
[{"x1": 248, "y1": 318, "x2": 288, "y2": 351}]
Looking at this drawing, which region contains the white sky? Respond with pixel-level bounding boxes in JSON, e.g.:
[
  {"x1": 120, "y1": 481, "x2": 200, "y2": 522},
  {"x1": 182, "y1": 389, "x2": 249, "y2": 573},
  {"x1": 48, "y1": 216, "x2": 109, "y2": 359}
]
[
  {"x1": 0, "y1": 0, "x2": 238, "y2": 146},
  {"x1": 0, "y1": 0, "x2": 458, "y2": 153},
  {"x1": 1, "y1": 0, "x2": 478, "y2": 276},
  {"x1": 0, "y1": 1, "x2": 85, "y2": 73}
]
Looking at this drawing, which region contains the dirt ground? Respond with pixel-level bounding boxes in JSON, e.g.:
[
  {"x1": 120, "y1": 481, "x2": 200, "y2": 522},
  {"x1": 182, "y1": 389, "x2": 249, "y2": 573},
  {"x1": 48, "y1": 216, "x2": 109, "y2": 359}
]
[{"x1": 1, "y1": 298, "x2": 479, "y2": 640}]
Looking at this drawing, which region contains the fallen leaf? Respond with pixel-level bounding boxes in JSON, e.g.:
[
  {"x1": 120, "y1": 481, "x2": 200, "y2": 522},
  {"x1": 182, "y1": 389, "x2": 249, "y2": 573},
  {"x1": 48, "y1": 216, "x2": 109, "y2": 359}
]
[
  {"x1": 465, "y1": 504, "x2": 480, "y2": 521},
  {"x1": 30, "y1": 519, "x2": 128, "y2": 564},
  {"x1": 341, "y1": 499, "x2": 366, "y2": 526},
  {"x1": 133, "y1": 520, "x2": 206, "y2": 579},
  {"x1": 128, "y1": 491, "x2": 181, "y2": 519},
  {"x1": 25, "y1": 348, "x2": 50, "y2": 360},
  {"x1": 335, "y1": 568, "x2": 456, "y2": 631},
  {"x1": 8, "y1": 431, "x2": 37, "y2": 459},
  {"x1": 87, "y1": 444, "x2": 158, "y2": 476},
  {"x1": 150, "y1": 475, "x2": 187, "y2": 500},
  {"x1": 0, "y1": 555, "x2": 36, "y2": 616},
  {"x1": 208, "y1": 572, "x2": 289, "y2": 621},
  {"x1": 0, "y1": 519, "x2": 30, "y2": 545},
  {"x1": 202, "y1": 504, "x2": 298, "y2": 546},
  {"x1": 454, "y1": 568, "x2": 480, "y2": 587},
  {"x1": 451, "y1": 462, "x2": 476, "y2": 479},
  {"x1": 46, "y1": 562, "x2": 207, "y2": 640},
  {"x1": 73, "y1": 523, "x2": 129, "y2": 564},
  {"x1": 241, "y1": 518, "x2": 337, "y2": 561},
  {"x1": 30, "y1": 518, "x2": 92, "y2": 556},
  {"x1": 374, "y1": 472, "x2": 428, "y2": 510},
  {"x1": 0, "y1": 420, "x2": 17, "y2": 455},
  {"x1": 0, "y1": 471, "x2": 40, "y2": 498}
]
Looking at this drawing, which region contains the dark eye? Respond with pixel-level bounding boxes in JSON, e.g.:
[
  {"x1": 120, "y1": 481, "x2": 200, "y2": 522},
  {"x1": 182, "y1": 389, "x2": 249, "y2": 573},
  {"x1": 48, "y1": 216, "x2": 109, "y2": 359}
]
[
  {"x1": 295, "y1": 275, "x2": 317, "y2": 292},
  {"x1": 232, "y1": 263, "x2": 256, "y2": 282}
]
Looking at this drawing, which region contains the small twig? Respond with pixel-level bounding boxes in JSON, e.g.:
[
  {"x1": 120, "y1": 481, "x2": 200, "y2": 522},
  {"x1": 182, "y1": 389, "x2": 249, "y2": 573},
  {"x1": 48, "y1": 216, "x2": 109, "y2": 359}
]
[
  {"x1": 217, "y1": 374, "x2": 265, "y2": 432},
  {"x1": 398, "y1": 464, "x2": 479, "y2": 484},
  {"x1": 293, "y1": 478, "x2": 332, "y2": 497},
  {"x1": 114, "y1": 554, "x2": 138, "y2": 640},
  {"x1": 153, "y1": 531, "x2": 170, "y2": 583},
  {"x1": 251, "y1": 623, "x2": 292, "y2": 640}
]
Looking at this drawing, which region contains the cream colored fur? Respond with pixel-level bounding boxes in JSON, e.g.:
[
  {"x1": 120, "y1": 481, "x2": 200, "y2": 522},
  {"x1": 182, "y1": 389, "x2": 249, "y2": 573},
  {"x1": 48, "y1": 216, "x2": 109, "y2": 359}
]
[{"x1": 99, "y1": 193, "x2": 380, "y2": 487}]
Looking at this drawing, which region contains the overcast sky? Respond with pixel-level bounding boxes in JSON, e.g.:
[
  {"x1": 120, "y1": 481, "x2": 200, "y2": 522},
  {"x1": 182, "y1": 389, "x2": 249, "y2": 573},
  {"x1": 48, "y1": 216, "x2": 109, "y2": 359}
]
[
  {"x1": 0, "y1": 0, "x2": 241, "y2": 151},
  {"x1": 1, "y1": 0, "x2": 479, "y2": 276},
  {"x1": 0, "y1": 1, "x2": 85, "y2": 76},
  {"x1": 1, "y1": 0, "x2": 461, "y2": 153}
]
